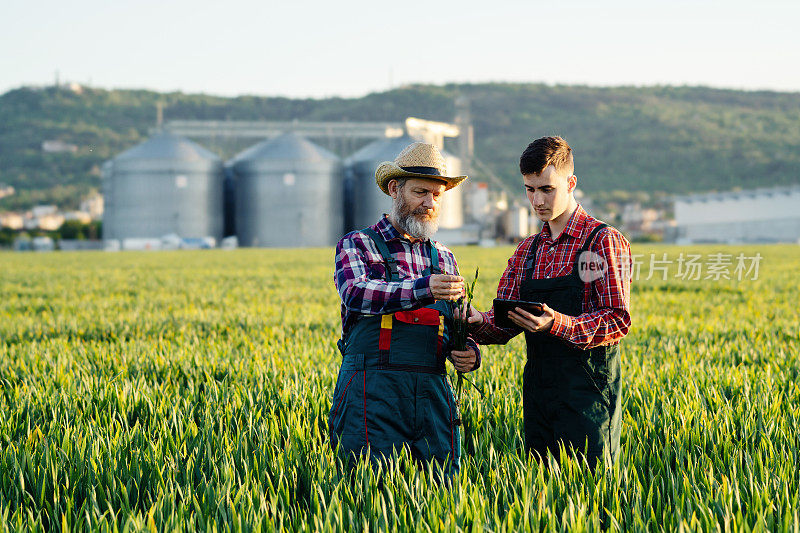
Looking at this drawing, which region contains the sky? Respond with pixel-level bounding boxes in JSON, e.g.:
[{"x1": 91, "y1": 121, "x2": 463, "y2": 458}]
[{"x1": 1, "y1": 0, "x2": 799, "y2": 98}]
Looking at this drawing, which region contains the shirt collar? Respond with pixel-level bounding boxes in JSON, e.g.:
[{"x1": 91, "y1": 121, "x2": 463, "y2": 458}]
[
  {"x1": 376, "y1": 214, "x2": 411, "y2": 243},
  {"x1": 541, "y1": 204, "x2": 588, "y2": 242}
]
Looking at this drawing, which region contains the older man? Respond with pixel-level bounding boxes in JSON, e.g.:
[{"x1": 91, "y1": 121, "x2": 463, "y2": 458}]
[{"x1": 329, "y1": 142, "x2": 480, "y2": 477}]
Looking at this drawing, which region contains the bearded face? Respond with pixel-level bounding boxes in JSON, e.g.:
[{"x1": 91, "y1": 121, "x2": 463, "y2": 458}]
[{"x1": 390, "y1": 179, "x2": 443, "y2": 240}]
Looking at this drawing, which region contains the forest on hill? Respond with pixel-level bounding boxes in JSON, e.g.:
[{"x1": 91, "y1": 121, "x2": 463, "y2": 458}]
[{"x1": 1, "y1": 82, "x2": 798, "y2": 210}]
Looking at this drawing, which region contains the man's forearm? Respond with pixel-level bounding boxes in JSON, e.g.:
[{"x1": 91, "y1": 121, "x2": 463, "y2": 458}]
[
  {"x1": 549, "y1": 307, "x2": 631, "y2": 350},
  {"x1": 339, "y1": 275, "x2": 435, "y2": 316},
  {"x1": 470, "y1": 309, "x2": 520, "y2": 345}
]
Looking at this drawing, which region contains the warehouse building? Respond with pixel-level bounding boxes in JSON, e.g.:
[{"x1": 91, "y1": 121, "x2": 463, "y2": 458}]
[{"x1": 674, "y1": 185, "x2": 800, "y2": 243}]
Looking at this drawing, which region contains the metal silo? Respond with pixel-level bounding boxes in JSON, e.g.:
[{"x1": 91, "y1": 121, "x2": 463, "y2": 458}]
[
  {"x1": 346, "y1": 136, "x2": 464, "y2": 232},
  {"x1": 231, "y1": 132, "x2": 343, "y2": 247},
  {"x1": 103, "y1": 132, "x2": 224, "y2": 243}
]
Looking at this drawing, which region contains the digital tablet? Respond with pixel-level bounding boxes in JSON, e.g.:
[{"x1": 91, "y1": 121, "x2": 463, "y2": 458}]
[{"x1": 493, "y1": 299, "x2": 544, "y2": 329}]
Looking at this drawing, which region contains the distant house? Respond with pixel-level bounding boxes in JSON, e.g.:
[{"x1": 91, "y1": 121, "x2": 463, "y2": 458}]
[
  {"x1": 674, "y1": 185, "x2": 800, "y2": 243},
  {"x1": 621, "y1": 203, "x2": 661, "y2": 235},
  {"x1": 42, "y1": 140, "x2": 78, "y2": 153},
  {"x1": 24, "y1": 206, "x2": 64, "y2": 231},
  {"x1": 31, "y1": 205, "x2": 58, "y2": 218},
  {"x1": 63, "y1": 211, "x2": 92, "y2": 224},
  {"x1": 29, "y1": 213, "x2": 65, "y2": 231},
  {"x1": 0, "y1": 212, "x2": 23, "y2": 229},
  {"x1": 80, "y1": 193, "x2": 104, "y2": 220},
  {"x1": 0, "y1": 183, "x2": 14, "y2": 199},
  {"x1": 32, "y1": 236, "x2": 55, "y2": 252}
]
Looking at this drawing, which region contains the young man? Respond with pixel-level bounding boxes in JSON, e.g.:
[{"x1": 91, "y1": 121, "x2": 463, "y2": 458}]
[
  {"x1": 467, "y1": 136, "x2": 632, "y2": 468},
  {"x1": 330, "y1": 142, "x2": 480, "y2": 477}
]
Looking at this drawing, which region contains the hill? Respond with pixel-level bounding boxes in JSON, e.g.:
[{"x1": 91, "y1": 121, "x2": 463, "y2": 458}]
[{"x1": 1, "y1": 83, "x2": 799, "y2": 210}]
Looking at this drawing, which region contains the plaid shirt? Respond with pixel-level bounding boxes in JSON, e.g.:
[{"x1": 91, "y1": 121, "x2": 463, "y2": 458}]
[
  {"x1": 334, "y1": 215, "x2": 480, "y2": 366},
  {"x1": 472, "y1": 205, "x2": 632, "y2": 350}
]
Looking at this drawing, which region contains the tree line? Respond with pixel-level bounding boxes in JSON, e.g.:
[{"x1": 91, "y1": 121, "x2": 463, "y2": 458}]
[{"x1": 1, "y1": 83, "x2": 798, "y2": 211}]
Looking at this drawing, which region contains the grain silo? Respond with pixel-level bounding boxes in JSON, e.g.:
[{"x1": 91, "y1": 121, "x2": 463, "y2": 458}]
[
  {"x1": 103, "y1": 132, "x2": 224, "y2": 244},
  {"x1": 231, "y1": 132, "x2": 343, "y2": 247},
  {"x1": 346, "y1": 136, "x2": 464, "y2": 232}
]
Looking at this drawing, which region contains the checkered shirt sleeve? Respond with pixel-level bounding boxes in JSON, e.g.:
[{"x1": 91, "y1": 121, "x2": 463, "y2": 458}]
[
  {"x1": 548, "y1": 227, "x2": 632, "y2": 349},
  {"x1": 334, "y1": 227, "x2": 481, "y2": 369},
  {"x1": 471, "y1": 229, "x2": 632, "y2": 350},
  {"x1": 334, "y1": 231, "x2": 435, "y2": 316}
]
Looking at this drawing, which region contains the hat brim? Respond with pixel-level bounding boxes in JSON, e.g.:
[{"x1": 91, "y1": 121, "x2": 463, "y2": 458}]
[{"x1": 375, "y1": 161, "x2": 467, "y2": 195}]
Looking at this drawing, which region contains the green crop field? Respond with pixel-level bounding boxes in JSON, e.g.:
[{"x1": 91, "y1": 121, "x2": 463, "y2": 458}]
[{"x1": 1, "y1": 245, "x2": 799, "y2": 531}]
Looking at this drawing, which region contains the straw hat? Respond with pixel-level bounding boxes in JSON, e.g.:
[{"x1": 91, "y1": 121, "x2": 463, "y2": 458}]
[{"x1": 375, "y1": 142, "x2": 467, "y2": 195}]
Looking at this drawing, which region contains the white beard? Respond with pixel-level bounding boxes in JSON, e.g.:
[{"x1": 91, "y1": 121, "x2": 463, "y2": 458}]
[{"x1": 391, "y1": 192, "x2": 440, "y2": 240}]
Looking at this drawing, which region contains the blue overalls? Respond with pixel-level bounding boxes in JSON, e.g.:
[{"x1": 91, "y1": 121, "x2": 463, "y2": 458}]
[{"x1": 328, "y1": 228, "x2": 461, "y2": 477}]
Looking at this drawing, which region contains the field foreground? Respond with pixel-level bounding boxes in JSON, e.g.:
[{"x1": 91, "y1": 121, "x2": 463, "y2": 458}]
[{"x1": 1, "y1": 245, "x2": 799, "y2": 531}]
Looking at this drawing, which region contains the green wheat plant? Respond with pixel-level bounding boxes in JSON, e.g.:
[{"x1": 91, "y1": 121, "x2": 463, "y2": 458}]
[{"x1": 451, "y1": 267, "x2": 480, "y2": 403}]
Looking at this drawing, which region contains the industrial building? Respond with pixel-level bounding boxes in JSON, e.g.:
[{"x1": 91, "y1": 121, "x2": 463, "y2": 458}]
[
  {"x1": 102, "y1": 112, "x2": 529, "y2": 249},
  {"x1": 674, "y1": 185, "x2": 800, "y2": 243}
]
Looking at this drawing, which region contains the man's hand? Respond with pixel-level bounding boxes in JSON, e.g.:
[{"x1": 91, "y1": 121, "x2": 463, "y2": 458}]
[
  {"x1": 508, "y1": 303, "x2": 555, "y2": 333},
  {"x1": 449, "y1": 346, "x2": 477, "y2": 372},
  {"x1": 429, "y1": 274, "x2": 465, "y2": 301},
  {"x1": 455, "y1": 304, "x2": 484, "y2": 327},
  {"x1": 466, "y1": 304, "x2": 484, "y2": 326}
]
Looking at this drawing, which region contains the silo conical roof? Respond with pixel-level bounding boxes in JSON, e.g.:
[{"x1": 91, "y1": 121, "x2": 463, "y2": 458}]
[
  {"x1": 115, "y1": 132, "x2": 220, "y2": 162},
  {"x1": 346, "y1": 135, "x2": 416, "y2": 163},
  {"x1": 232, "y1": 132, "x2": 338, "y2": 165}
]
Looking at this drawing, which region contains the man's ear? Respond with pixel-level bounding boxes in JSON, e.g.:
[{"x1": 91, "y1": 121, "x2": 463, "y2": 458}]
[
  {"x1": 387, "y1": 179, "x2": 398, "y2": 199},
  {"x1": 568, "y1": 174, "x2": 578, "y2": 193}
]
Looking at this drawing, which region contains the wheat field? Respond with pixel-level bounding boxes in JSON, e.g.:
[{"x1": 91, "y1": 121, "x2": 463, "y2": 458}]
[{"x1": 1, "y1": 245, "x2": 798, "y2": 531}]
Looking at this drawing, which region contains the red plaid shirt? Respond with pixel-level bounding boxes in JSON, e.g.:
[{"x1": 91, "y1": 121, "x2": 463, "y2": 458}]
[{"x1": 472, "y1": 205, "x2": 632, "y2": 349}]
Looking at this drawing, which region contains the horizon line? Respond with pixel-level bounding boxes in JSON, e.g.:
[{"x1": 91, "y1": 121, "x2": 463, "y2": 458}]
[{"x1": 3, "y1": 79, "x2": 800, "y2": 101}]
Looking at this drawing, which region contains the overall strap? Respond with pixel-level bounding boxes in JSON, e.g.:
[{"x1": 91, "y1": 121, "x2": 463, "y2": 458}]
[
  {"x1": 427, "y1": 241, "x2": 441, "y2": 275},
  {"x1": 523, "y1": 233, "x2": 542, "y2": 273},
  {"x1": 362, "y1": 228, "x2": 399, "y2": 282},
  {"x1": 579, "y1": 223, "x2": 609, "y2": 254},
  {"x1": 572, "y1": 223, "x2": 609, "y2": 276}
]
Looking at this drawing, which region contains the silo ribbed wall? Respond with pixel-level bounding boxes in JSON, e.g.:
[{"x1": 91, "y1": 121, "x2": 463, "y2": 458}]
[
  {"x1": 232, "y1": 133, "x2": 343, "y2": 247},
  {"x1": 103, "y1": 133, "x2": 224, "y2": 242}
]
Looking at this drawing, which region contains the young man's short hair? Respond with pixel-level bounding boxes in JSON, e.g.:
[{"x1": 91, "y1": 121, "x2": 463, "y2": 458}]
[{"x1": 519, "y1": 136, "x2": 574, "y2": 176}]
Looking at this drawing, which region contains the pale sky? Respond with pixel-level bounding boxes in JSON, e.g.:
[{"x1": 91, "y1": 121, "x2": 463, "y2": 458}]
[{"x1": 1, "y1": 0, "x2": 798, "y2": 98}]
